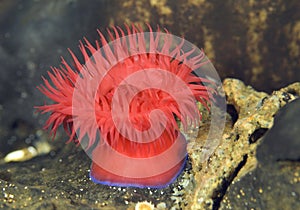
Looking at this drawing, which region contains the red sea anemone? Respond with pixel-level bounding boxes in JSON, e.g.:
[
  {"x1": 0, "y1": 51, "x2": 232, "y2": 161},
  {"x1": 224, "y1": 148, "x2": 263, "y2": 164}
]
[{"x1": 36, "y1": 24, "x2": 214, "y2": 188}]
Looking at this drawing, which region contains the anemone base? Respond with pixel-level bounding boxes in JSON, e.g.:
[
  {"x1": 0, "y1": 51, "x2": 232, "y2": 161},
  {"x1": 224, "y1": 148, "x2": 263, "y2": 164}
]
[{"x1": 89, "y1": 156, "x2": 187, "y2": 188}]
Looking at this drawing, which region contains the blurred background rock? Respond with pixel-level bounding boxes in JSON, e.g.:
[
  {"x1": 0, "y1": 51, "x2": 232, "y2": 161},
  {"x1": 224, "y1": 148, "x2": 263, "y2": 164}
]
[{"x1": 0, "y1": 0, "x2": 299, "y2": 154}]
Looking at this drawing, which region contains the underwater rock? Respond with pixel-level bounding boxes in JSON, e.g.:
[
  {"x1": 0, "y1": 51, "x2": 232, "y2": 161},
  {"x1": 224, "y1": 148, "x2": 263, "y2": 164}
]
[
  {"x1": 185, "y1": 78, "x2": 300, "y2": 209},
  {"x1": 1, "y1": 78, "x2": 299, "y2": 209},
  {"x1": 220, "y1": 97, "x2": 300, "y2": 210},
  {"x1": 257, "y1": 98, "x2": 300, "y2": 162},
  {"x1": 112, "y1": 0, "x2": 300, "y2": 92}
]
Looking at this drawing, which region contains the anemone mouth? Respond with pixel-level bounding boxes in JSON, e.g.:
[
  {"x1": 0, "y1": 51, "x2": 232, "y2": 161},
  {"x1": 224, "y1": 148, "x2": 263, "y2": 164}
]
[{"x1": 37, "y1": 24, "x2": 226, "y2": 186}]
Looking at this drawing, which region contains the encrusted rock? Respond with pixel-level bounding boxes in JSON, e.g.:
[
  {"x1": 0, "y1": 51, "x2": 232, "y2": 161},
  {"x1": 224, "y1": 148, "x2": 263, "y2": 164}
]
[{"x1": 185, "y1": 78, "x2": 300, "y2": 209}]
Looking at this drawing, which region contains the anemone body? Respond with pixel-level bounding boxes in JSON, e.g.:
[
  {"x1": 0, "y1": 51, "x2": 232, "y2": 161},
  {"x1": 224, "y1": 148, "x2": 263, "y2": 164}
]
[{"x1": 37, "y1": 25, "x2": 212, "y2": 188}]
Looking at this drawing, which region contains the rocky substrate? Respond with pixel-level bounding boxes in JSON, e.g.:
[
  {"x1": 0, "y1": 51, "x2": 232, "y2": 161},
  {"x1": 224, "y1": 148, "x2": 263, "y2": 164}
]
[{"x1": 0, "y1": 78, "x2": 299, "y2": 210}]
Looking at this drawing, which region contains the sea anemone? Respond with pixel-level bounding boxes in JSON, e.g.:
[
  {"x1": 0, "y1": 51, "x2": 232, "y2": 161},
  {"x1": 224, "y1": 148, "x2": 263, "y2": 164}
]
[{"x1": 36, "y1": 24, "x2": 214, "y2": 188}]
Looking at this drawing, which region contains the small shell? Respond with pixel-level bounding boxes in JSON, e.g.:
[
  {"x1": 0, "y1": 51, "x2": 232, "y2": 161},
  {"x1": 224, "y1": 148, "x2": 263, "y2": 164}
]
[
  {"x1": 4, "y1": 146, "x2": 38, "y2": 162},
  {"x1": 135, "y1": 201, "x2": 155, "y2": 210},
  {"x1": 3, "y1": 139, "x2": 51, "y2": 163}
]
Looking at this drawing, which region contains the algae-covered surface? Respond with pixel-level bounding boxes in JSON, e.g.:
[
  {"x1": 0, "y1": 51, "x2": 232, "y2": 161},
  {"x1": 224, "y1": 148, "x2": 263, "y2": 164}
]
[{"x1": 1, "y1": 0, "x2": 300, "y2": 209}]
